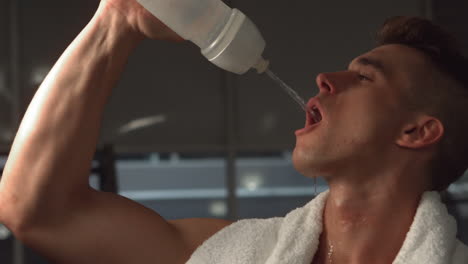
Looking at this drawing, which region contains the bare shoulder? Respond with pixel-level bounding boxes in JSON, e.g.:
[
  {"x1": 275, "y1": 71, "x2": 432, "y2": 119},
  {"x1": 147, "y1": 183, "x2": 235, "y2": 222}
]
[{"x1": 169, "y1": 218, "x2": 233, "y2": 253}]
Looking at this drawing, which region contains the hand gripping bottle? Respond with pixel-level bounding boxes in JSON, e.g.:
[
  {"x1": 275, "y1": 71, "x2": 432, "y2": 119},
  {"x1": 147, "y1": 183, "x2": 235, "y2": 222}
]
[{"x1": 137, "y1": 0, "x2": 269, "y2": 74}]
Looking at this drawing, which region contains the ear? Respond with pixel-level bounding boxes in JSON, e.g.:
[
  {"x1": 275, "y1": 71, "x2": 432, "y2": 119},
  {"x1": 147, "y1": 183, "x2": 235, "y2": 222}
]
[{"x1": 395, "y1": 116, "x2": 444, "y2": 149}]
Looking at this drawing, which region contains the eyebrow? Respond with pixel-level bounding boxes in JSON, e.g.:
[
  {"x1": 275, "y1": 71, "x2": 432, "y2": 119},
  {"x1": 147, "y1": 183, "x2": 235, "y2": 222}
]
[{"x1": 354, "y1": 57, "x2": 387, "y2": 76}]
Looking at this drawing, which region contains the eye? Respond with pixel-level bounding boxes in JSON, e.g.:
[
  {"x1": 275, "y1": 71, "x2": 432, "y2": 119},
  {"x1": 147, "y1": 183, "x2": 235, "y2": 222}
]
[{"x1": 358, "y1": 73, "x2": 372, "y2": 81}]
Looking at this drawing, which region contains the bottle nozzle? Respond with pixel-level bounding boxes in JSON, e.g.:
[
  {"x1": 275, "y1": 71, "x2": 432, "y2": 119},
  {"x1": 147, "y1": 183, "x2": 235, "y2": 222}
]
[{"x1": 254, "y1": 57, "x2": 270, "y2": 74}]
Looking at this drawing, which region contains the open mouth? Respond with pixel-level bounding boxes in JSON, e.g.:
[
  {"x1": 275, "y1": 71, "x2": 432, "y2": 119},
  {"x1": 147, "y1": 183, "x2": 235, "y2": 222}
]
[
  {"x1": 296, "y1": 99, "x2": 324, "y2": 136},
  {"x1": 309, "y1": 106, "x2": 323, "y2": 124},
  {"x1": 306, "y1": 103, "x2": 323, "y2": 128}
]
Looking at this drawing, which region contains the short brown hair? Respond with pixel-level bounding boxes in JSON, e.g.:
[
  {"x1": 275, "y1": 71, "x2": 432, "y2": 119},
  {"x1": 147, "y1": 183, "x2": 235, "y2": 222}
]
[{"x1": 376, "y1": 16, "x2": 468, "y2": 191}]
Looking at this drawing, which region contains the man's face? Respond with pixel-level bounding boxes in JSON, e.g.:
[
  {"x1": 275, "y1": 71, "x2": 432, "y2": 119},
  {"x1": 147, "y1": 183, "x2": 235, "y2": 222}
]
[{"x1": 293, "y1": 44, "x2": 432, "y2": 178}]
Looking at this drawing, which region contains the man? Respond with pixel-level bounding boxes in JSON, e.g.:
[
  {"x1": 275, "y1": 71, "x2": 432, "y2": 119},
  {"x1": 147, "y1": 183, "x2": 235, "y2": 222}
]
[{"x1": 0, "y1": 0, "x2": 467, "y2": 263}]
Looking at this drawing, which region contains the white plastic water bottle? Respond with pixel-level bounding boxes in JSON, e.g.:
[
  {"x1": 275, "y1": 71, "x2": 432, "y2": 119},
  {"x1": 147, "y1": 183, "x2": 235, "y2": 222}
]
[{"x1": 137, "y1": 0, "x2": 269, "y2": 74}]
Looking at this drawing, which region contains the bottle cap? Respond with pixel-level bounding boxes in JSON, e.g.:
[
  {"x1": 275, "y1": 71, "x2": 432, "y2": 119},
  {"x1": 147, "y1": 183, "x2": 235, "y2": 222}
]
[{"x1": 253, "y1": 57, "x2": 270, "y2": 74}]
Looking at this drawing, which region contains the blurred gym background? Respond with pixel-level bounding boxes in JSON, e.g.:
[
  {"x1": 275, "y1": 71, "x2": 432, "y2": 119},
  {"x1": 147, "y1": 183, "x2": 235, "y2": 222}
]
[{"x1": 0, "y1": 0, "x2": 467, "y2": 263}]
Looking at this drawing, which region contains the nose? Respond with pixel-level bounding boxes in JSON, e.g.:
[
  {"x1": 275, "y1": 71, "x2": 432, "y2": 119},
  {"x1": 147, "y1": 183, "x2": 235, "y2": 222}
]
[
  {"x1": 316, "y1": 71, "x2": 355, "y2": 95},
  {"x1": 316, "y1": 73, "x2": 335, "y2": 95}
]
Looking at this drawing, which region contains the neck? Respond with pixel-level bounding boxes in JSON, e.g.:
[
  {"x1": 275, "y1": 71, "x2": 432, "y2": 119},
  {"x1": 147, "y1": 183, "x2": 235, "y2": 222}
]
[{"x1": 314, "y1": 171, "x2": 427, "y2": 264}]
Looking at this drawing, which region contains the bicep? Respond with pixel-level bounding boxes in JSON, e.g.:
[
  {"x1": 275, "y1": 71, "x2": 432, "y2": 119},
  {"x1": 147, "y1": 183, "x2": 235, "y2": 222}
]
[
  {"x1": 22, "y1": 190, "x2": 191, "y2": 264},
  {"x1": 170, "y1": 218, "x2": 233, "y2": 254}
]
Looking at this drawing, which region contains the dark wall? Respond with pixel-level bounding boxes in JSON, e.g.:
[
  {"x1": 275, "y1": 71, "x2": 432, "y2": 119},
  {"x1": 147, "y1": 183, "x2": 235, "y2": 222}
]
[
  {"x1": 0, "y1": 0, "x2": 14, "y2": 148},
  {"x1": 434, "y1": 0, "x2": 468, "y2": 56},
  {"x1": 0, "y1": 0, "x2": 13, "y2": 259}
]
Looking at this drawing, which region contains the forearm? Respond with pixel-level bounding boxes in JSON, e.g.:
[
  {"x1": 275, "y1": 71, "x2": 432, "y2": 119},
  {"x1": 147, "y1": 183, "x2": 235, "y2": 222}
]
[{"x1": 0, "y1": 4, "x2": 142, "y2": 230}]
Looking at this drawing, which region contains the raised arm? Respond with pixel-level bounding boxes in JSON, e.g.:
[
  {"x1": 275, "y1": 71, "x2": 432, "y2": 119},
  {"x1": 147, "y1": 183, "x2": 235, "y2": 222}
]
[{"x1": 0, "y1": 1, "x2": 230, "y2": 263}]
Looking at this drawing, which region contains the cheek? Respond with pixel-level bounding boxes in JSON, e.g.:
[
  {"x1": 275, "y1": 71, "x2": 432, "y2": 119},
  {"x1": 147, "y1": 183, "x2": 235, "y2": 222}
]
[{"x1": 335, "y1": 102, "x2": 390, "y2": 144}]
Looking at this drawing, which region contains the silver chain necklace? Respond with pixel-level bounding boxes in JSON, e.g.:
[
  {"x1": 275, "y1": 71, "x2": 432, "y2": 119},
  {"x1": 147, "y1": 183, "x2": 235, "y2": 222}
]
[{"x1": 327, "y1": 241, "x2": 334, "y2": 263}]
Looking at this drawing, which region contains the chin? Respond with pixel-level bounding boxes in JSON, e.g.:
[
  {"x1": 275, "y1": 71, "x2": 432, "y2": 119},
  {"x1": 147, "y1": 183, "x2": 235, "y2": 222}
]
[{"x1": 292, "y1": 148, "x2": 323, "y2": 178}]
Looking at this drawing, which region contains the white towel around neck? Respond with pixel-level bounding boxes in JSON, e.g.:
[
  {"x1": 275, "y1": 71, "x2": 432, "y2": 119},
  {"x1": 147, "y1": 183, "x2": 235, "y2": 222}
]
[{"x1": 186, "y1": 191, "x2": 468, "y2": 264}]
